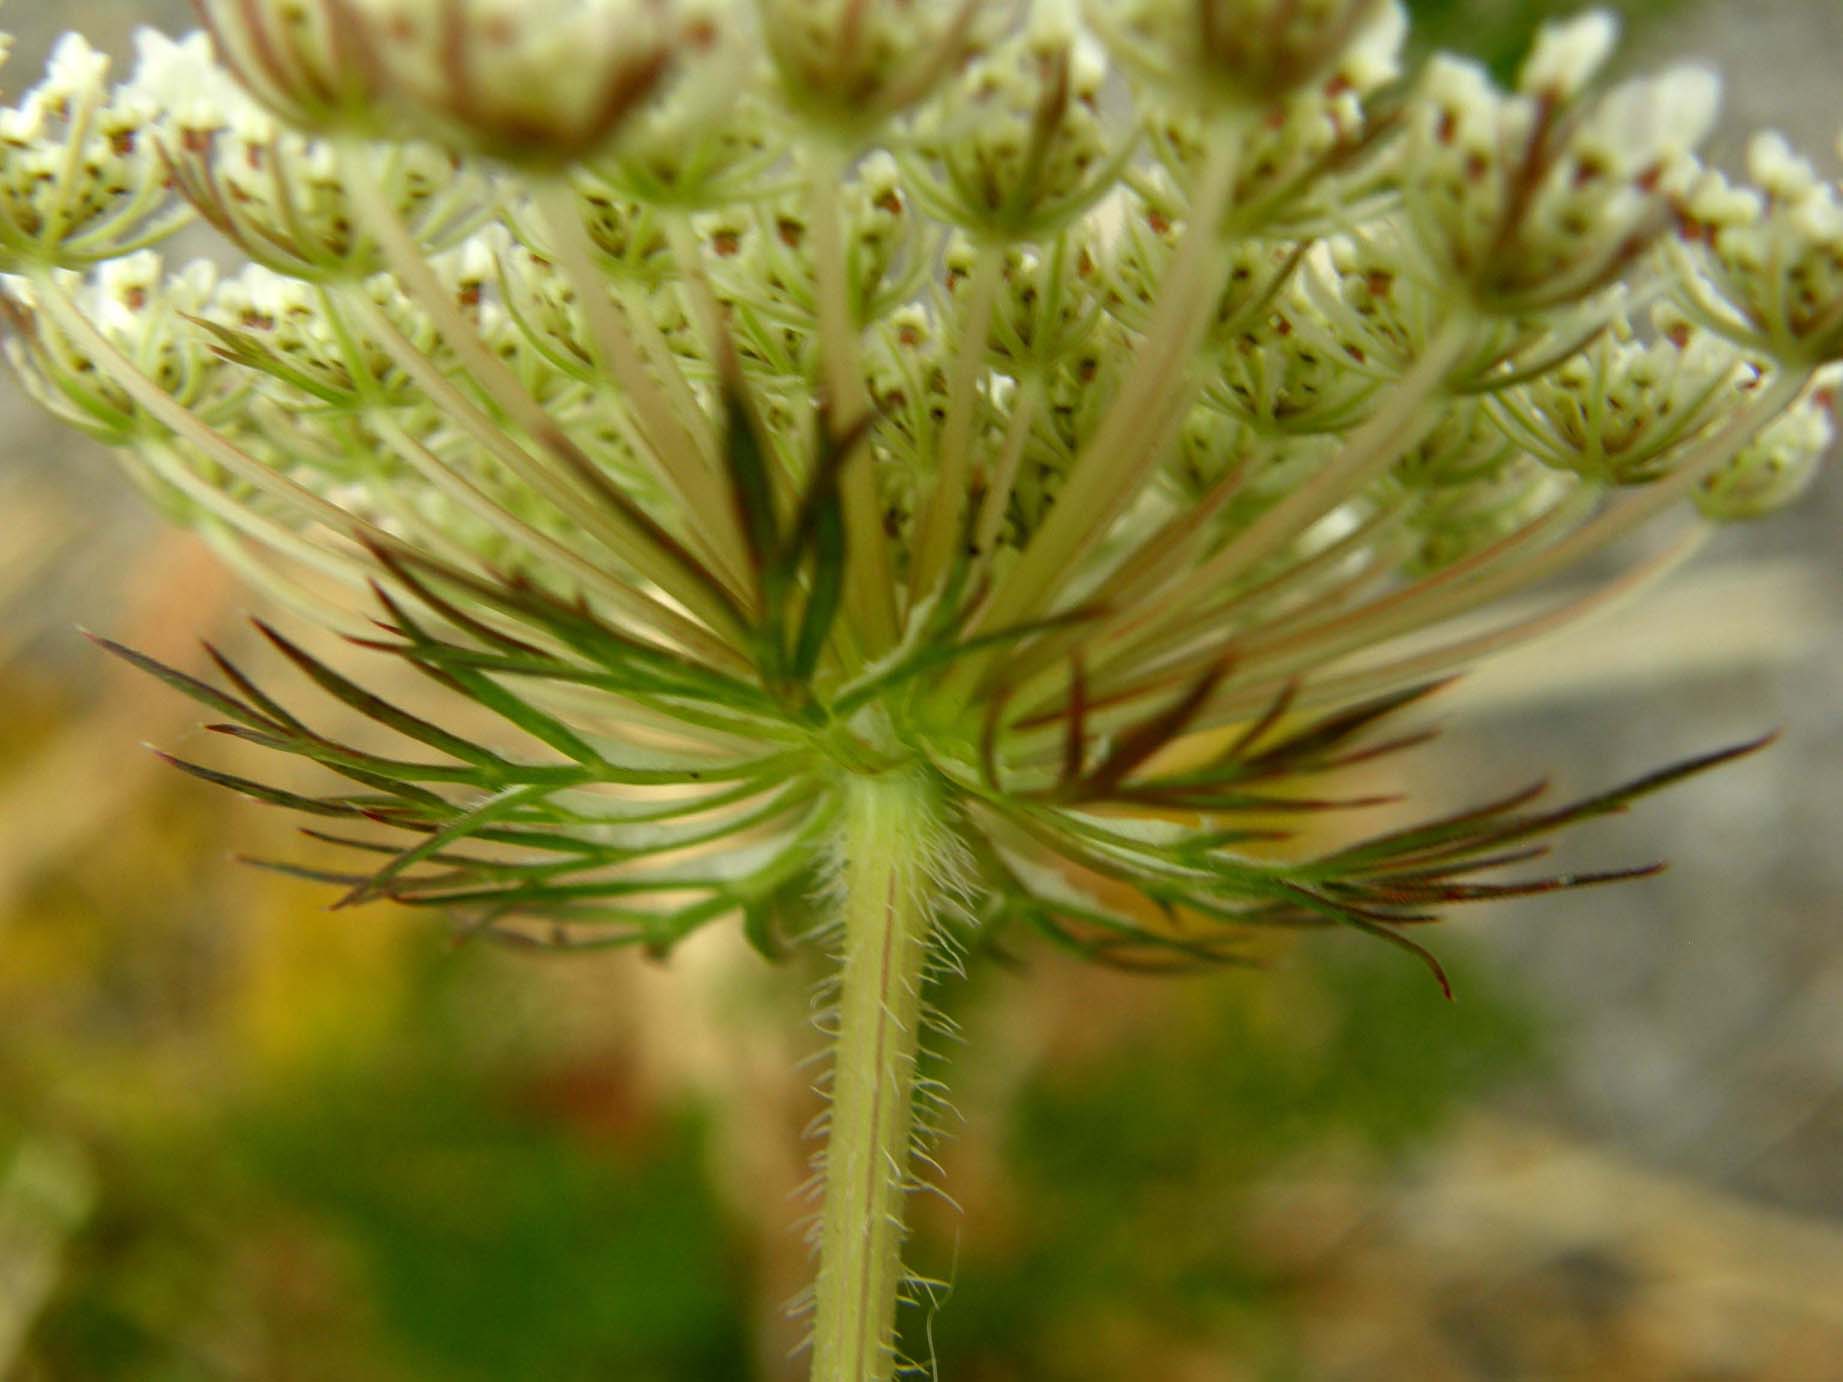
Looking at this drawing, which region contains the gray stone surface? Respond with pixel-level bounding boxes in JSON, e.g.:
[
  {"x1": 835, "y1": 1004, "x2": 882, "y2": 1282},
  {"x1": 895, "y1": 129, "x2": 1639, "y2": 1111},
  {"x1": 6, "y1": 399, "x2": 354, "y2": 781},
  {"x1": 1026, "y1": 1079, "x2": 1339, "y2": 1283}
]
[{"x1": 1450, "y1": 0, "x2": 1843, "y2": 1219}]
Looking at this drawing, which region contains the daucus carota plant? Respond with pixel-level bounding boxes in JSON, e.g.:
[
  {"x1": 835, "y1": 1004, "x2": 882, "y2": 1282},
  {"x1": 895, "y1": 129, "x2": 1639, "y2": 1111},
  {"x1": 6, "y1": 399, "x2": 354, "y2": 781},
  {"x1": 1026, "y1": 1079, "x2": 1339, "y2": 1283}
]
[{"x1": 1, "y1": 0, "x2": 1837, "y2": 1374}]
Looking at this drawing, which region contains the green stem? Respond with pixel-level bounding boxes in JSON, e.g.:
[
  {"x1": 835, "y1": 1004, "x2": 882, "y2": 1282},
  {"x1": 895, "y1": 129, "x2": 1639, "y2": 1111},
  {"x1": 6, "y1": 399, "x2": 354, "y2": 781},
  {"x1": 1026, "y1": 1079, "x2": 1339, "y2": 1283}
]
[
  {"x1": 907, "y1": 240, "x2": 1005, "y2": 605},
  {"x1": 807, "y1": 150, "x2": 900, "y2": 660},
  {"x1": 811, "y1": 771, "x2": 938, "y2": 1382}
]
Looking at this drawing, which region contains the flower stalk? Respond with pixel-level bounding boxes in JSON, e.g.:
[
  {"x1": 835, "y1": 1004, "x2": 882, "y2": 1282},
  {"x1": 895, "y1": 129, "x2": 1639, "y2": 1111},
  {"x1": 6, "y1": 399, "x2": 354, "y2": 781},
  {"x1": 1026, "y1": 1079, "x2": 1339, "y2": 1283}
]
[
  {"x1": 808, "y1": 148, "x2": 900, "y2": 661},
  {"x1": 811, "y1": 770, "x2": 942, "y2": 1382}
]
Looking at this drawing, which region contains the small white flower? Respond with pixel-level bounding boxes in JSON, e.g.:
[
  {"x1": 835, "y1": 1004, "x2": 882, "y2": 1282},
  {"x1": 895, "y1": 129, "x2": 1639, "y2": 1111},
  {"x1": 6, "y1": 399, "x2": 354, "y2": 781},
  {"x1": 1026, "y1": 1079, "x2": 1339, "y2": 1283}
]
[
  {"x1": 1587, "y1": 66, "x2": 1721, "y2": 176},
  {"x1": 1518, "y1": 9, "x2": 1618, "y2": 100},
  {"x1": 1749, "y1": 129, "x2": 1819, "y2": 201},
  {"x1": 125, "y1": 28, "x2": 258, "y2": 137},
  {"x1": 41, "y1": 32, "x2": 110, "y2": 101}
]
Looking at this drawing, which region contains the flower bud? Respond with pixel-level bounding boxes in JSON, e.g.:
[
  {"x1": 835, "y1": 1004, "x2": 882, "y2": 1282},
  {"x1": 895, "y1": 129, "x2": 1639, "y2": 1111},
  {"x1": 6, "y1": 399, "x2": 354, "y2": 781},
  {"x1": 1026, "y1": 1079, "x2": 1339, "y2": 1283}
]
[
  {"x1": 1089, "y1": 0, "x2": 1404, "y2": 111},
  {"x1": 1202, "y1": 273, "x2": 1382, "y2": 438},
  {"x1": 581, "y1": 30, "x2": 778, "y2": 212},
  {"x1": 759, "y1": 0, "x2": 995, "y2": 138},
  {"x1": 0, "y1": 35, "x2": 190, "y2": 270},
  {"x1": 1675, "y1": 132, "x2": 1843, "y2": 366},
  {"x1": 1405, "y1": 22, "x2": 1719, "y2": 317},
  {"x1": 1489, "y1": 320, "x2": 1742, "y2": 487},
  {"x1": 1694, "y1": 377, "x2": 1835, "y2": 520},
  {"x1": 1402, "y1": 458, "x2": 1562, "y2": 576},
  {"x1": 1517, "y1": 10, "x2": 1617, "y2": 102},
  {"x1": 2, "y1": 256, "x2": 232, "y2": 447},
  {"x1": 943, "y1": 233, "x2": 1104, "y2": 376},
  {"x1": 1388, "y1": 397, "x2": 1514, "y2": 491},
  {"x1": 196, "y1": 0, "x2": 684, "y2": 165},
  {"x1": 902, "y1": 19, "x2": 1125, "y2": 239},
  {"x1": 703, "y1": 151, "x2": 920, "y2": 346}
]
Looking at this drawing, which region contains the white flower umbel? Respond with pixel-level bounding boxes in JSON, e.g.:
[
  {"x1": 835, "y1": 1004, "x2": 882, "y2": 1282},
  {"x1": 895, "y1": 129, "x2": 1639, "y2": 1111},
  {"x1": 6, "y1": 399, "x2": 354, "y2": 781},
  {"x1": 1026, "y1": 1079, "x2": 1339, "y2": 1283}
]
[{"x1": 3, "y1": 4, "x2": 1840, "y2": 1377}]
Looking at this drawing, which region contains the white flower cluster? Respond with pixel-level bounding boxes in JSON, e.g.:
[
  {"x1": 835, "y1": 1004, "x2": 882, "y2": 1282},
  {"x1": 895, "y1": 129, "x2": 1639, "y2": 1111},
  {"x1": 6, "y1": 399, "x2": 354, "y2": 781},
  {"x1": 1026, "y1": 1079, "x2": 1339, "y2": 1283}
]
[
  {"x1": 0, "y1": 0, "x2": 1836, "y2": 678},
  {"x1": 0, "y1": 34, "x2": 188, "y2": 267},
  {"x1": 191, "y1": 0, "x2": 689, "y2": 159},
  {"x1": 1089, "y1": 0, "x2": 1405, "y2": 108},
  {"x1": 1696, "y1": 378, "x2": 1834, "y2": 520},
  {"x1": 901, "y1": 13, "x2": 1123, "y2": 239},
  {"x1": 1489, "y1": 317, "x2": 1744, "y2": 487},
  {"x1": 3, "y1": 253, "x2": 225, "y2": 452},
  {"x1": 1403, "y1": 13, "x2": 1719, "y2": 314},
  {"x1": 1678, "y1": 131, "x2": 1843, "y2": 366}
]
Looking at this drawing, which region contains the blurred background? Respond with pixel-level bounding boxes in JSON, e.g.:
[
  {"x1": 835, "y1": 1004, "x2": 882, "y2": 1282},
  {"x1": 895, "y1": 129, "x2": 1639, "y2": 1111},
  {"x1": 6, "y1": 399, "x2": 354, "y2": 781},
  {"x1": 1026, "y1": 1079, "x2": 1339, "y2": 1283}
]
[{"x1": 3, "y1": 3, "x2": 1842, "y2": 1378}]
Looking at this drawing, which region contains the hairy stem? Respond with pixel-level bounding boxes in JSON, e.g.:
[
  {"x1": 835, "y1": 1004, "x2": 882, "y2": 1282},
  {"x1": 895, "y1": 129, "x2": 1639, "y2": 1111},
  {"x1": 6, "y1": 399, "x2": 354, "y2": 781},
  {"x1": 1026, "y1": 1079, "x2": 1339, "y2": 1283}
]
[{"x1": 812, "y1": 771, "x2": 938, "y2": 1382}]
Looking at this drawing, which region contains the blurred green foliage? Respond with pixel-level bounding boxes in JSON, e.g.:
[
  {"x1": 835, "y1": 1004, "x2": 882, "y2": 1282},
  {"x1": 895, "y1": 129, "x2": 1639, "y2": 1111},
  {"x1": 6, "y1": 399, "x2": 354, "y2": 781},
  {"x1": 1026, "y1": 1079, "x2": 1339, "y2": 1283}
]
[
  {"x1": 14, "y1": 953, "x2": 754, "y2": 1382},
  {"x1": 905, "y1": 949, "x2": 1543, "y2": 1380},
  {"x1": 230, "y1": 1062, "x2": 749, "y2": 1381}
]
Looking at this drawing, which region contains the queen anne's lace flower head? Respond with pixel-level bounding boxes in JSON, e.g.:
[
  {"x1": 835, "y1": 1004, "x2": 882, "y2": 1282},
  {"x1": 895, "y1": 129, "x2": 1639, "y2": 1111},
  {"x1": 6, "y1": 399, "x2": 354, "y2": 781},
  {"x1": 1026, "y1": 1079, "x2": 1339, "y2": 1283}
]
[
  {"x1": 5, "y1": 5, "x2": 1839, "y2": 1374},
  {"x1": 2, "y1": 0, "x2": 1832, "y2": 978}
]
